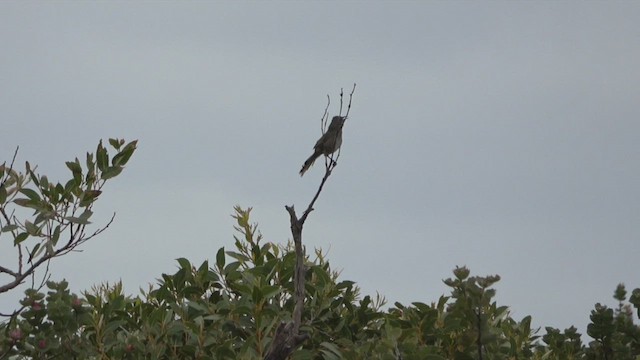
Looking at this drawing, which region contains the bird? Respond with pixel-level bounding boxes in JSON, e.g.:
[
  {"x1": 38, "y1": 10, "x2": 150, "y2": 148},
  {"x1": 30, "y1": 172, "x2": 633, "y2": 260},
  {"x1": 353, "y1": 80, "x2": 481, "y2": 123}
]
[{"x1": 299, "y1": 116, "x2": 346, "y2": 176}]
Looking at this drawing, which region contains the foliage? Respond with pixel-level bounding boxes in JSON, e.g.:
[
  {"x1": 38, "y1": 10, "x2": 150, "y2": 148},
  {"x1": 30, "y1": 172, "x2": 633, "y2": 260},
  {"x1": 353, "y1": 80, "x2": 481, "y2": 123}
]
[
  {"x1": 1, "y1": 207, "x2": 639, "y2": 359},
  {"x1": 0, "y1": 138, "x2": 137, "y2": 296},
  {"x1": 1, "y1": 144, "x2": 638, "y2": 359}
]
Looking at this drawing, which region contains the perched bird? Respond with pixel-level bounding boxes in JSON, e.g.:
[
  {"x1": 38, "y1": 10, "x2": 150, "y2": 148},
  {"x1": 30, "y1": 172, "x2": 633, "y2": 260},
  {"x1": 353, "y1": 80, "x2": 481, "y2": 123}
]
[{"x1": 299, "y1": 116, "x2": 346, "y2": 176}]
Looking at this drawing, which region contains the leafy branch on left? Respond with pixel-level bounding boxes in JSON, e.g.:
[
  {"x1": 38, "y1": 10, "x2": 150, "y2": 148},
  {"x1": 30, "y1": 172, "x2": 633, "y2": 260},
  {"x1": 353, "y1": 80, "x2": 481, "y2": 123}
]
[{"x1": 0, "y1": 139, "x2": 137, "y2": 308}]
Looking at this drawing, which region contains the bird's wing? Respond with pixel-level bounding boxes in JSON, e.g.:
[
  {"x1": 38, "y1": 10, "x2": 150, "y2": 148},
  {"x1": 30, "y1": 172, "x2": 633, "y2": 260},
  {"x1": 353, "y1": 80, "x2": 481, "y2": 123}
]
[{"x1": 313, "y1": 133, "x2": 326, "y2": 149}]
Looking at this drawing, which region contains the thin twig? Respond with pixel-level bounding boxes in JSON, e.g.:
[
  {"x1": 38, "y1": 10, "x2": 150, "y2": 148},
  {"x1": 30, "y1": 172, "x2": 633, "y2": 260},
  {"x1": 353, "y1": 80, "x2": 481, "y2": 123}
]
[
  {"x1": 0, "y1": 146, "x2": 19, "y2": 189},
  {"x1": 345, "y1": 83, "x2": 356, "y2": 118},
  {"x1": 17, "y1": 243, "x2": 23, "y2": 278},
  {"x1": 0, "y1": 265, "x2": 18, "y2": 277},
  {"x1": 300, "y1": 165, "x2": 332, "y2": 225},
  {"x1": 0, "y1": 212, "x2": 117, "y2": 294},
  {"x1": 321, "y1": 95, "x2": 330, "y2": 133},
  {"x1": 324, "y1": 83, "x2": 355, "y2": 172}
]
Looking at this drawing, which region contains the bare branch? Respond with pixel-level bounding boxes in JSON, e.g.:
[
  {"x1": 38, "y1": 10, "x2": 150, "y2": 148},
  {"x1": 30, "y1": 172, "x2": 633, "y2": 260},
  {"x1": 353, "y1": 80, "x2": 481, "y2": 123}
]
[
  {"x1": 267, "y1": 165, "x2": 334, "y2": 359},
  {"x1": 0, "y1": 265, "x2": 18, "y2": 277},
  {"x1": 57, "y1": 213, "x2": 117, "y2": 255},
  {"x1": 266, "y1": 86, "x2": 356, "y2": 359},
  {"x1": 18, "y1": 243, "x2": 23, "y2": 278},
  {"x1": 284, "y1": 204, "x2": 305, "y2": 332},
  {"x1": 300, "y1": 165, "x2": 333, "y2": 225}
]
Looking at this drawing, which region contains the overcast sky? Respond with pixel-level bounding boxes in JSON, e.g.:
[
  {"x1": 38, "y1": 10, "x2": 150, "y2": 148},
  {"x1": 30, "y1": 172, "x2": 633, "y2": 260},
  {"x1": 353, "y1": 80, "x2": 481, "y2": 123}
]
[{"x1": 1, "y1": 1, "x2": 639, "y2": 337}]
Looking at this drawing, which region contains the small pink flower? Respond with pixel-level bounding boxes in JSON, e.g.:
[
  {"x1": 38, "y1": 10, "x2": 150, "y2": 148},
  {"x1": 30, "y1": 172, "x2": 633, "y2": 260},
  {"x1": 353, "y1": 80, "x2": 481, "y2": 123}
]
[
  {"x1": 72, "y1": 297, "x2": 83, "y2": 308},
  {"x1": 9, "y1": 329, "x2": 23, "y2": 342}
]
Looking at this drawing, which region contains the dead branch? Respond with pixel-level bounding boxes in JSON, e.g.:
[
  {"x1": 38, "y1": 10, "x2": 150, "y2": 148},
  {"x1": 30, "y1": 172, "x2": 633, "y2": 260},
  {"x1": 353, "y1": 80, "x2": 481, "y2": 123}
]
[{"x1": 264, "y1": 85, "x2": 355, "y2": 360}]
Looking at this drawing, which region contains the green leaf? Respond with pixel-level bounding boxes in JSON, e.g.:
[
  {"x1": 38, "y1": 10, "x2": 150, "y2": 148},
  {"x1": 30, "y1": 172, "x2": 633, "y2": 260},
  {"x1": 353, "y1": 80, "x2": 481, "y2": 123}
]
[
  {"x1": 187, "y1": 302, "x2": 208, "y2": 314},
  {"x1": 33, "y1": 209, "x2": 52, "y2": 224},
  {"x1": 336, "y1": 280, "x2": 355, "y2": 290},
  {"x1": 14, "y1": 232, "x2": 29, "y2": 245},
  {"x1": 252, "y1": 286, "x2": 262, "y2": 303},
  {"x1": 65, "y1": 160, "x2": 82, "y2": 174},
  {"x1": 19, "y1": 188, "x2": 41, "y2": 201},
  {"x1": 319, "y1": 342, "x2": 342, "y2": 360},
  {"x1": 28, "y1": 171, "x2": 39, "y2": 187},
  {"x1": 64, "y1": 179, "x2": 78, "y2": 194},
  {"x1": 63, "y1": 216, "x2": 91, "y2": 225},
  {"x1": 97, "y1": 141, "x2": 109, "y2": 172},
  {"x1": 108, "y1": 138, "x2": 121, "y2": 150},
  {"x1": 196, "y1": 260, "x2": 209, "y2": 279},
  {"x1": 413, "y1": 301, "x2": 433, "y2": 313},
  {"x1": 13, "y1": 198, "x2": 31, "y2": 207},
  {"x1": 226, "y1": 251, "x2": 250, "y2": 262},
  {"x1": 85, "y1": 165, "x2": 96, "y2": 187},
  {"x1": 614, "y1": 283, "x2": 627, "y2": 302},
  {"x1": 86, "y1": 151, "x2": 94, "y2": 171},
  {"x1": 453, "y1": 266, "x2": 470, "y2": 280},
  {"x1": 39, "y1": 175, "x2": 49, "y2": 189},
  {"x1": 79, "y1": 209, "x2": 93, "y2": 221},
  {"x1": 292, "y1": 349, "x2": 315, "y2": 360},
  {"x1": 3, "y1": 169, "x2": 17, "y2": 188},
  {"x1": 216, "y1": 247, "x2": 226, "y2": 269},
  {"x1": 261, "y1": 285, "x2": 282, "y2": 300},
  {"x1": 51, "y1": 225, "x2": 61, "y2": 246},
  {"x1": 102, "y1": 166, "x2": 123, "y2": 180},
  {"x1": 0, "y1": 185, "x2": 7, "y2": 204},
  {"x1": 25, "y1": 221, "x2": 40, "y2": 236},
  {"x1": 104, "y1": 320, "x2": 126, "y2": 334},
  {"x1": 177, "y1": 258, "x2": 191, "y2": 270},
  {"x1": 111, "y1": 140, "x2": 137, "y2": 167},
  {"x1": 13, "y1": 198, "x2": 38, "y2": 209},
  {"x1": 223, "y1": 262, "x2": 241, "y2": 276},
  {"x1": 2, "y1": 224, "x2": 18, "y2": 232},
  {"x1": 79, "y1": 190, "x2": 102, "y2": 207},
  {"x1": 29, "y1": 243, "x2": 41, "y2": 261},
  {"x1": 66, "y1": 158, "x2": 83, "y2": 185}
]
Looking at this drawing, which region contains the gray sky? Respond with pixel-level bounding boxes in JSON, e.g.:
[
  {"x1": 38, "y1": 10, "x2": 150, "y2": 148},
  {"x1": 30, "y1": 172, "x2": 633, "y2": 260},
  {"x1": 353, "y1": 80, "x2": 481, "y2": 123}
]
[{"x1": 1, "y1": 1, "x2": 639, "y2": 336}]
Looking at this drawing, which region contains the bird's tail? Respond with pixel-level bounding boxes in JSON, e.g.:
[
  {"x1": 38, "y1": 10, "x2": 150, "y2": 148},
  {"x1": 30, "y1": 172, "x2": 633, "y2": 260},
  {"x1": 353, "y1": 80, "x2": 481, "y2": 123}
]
[{"x1": 299, "y1": 151, "x2": 320, "y2": 176}]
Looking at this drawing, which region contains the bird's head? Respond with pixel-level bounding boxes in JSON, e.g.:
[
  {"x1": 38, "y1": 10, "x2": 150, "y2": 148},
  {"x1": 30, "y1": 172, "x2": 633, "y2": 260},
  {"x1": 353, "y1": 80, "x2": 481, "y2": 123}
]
[{"x1": 329, "y1": 116, "x2": 346, "y2": 130}]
